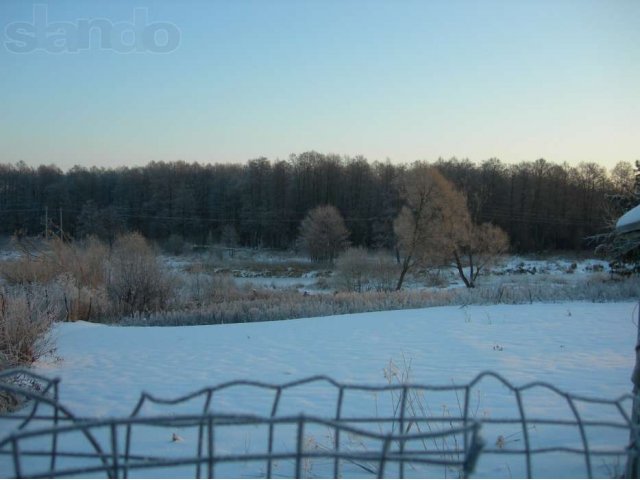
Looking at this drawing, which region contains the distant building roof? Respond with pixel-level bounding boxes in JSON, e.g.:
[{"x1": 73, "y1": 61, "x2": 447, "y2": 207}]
[{"x1": 616, "y1": 203, "x2": 640, "y2": 234}]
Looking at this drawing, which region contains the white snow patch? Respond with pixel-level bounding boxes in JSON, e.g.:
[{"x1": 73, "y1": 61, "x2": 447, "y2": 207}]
[{"x1": 617, "y1": 203, "x2": 640, "y2": 233}]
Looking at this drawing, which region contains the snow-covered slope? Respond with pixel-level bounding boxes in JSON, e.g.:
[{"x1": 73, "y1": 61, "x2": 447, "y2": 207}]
[
  {"x1": 39, "y1": 302, "x2": 636, "y2": 415},
  {"x1": 5, "y1": 301, "x2": 638, "y2": 478}
]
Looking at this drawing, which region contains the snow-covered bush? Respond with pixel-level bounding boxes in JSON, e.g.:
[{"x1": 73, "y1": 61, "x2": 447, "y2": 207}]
[
  {"x1": 0, "y1": 285, "x2": 58, "y2": 369},
  {"x1": 298, "y1": 205, "x2": 350, "y2": 263},
  {"x1": 106, "y1": 233, "x2": 177, "y2": 316}
]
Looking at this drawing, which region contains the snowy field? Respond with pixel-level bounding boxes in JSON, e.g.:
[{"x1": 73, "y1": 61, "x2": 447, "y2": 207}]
[
  {"x1": 162, "y1": 251, "x2": 614, "y2": 295},
  {"x1": 1, "y1": 301, "x2": 637, "y2": 478}
]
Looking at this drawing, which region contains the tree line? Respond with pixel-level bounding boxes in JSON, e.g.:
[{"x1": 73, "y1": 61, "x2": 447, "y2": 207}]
[{"x1": 0, "y1": 154, "x2": 635, "y2": 252}]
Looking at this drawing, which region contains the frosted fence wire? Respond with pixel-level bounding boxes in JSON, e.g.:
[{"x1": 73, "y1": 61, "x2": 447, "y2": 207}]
[{"x1": 0, "y1": 369, "x2": 637, "y2": 478}]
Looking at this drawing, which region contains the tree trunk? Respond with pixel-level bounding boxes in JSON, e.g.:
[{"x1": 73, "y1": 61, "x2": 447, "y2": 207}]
[
  {"x1": 453, "y1": 250, "x2": 472, "y2": 288},
  {"x1": 396, "y1": 255, "x2": 412, "y2": 291}
]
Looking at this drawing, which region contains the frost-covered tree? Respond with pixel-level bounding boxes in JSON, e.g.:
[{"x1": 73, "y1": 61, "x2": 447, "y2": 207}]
[
  {"x1": 601, "y1": 161, "x2": 639, "y2": 229},
  {"x1": 594, "y1": 160, "x2": 640, "y2": 266},
  {"x1": 393, "y1": 166, "x2": 453, "y2": 290},
  {"x1": 298, "y1": 205, "x2": 350, "y2": 263},
  {"x1": 451, "y1": 222, "x2": 510, "y2": 288},
  {"x1": 394, "y1": 164, "x2": 509, "y2": 289}
]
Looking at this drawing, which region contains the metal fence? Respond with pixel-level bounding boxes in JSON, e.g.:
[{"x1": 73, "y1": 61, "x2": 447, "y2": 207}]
[{"x1": 0, "y1": 369, "x2": 637, "y2": 478}]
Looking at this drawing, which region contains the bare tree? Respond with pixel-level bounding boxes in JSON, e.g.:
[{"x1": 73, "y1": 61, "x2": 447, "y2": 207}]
[
  {"x1": 610, "y1": 161, "x2": 636, "y2": 195},
  {"x1": 298, "y1": 205, "x2": 350, "y2": 263}
]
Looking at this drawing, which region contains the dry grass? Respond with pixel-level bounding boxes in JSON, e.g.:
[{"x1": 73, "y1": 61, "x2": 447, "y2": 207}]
[
  {"x1": 333, "y1": 248, "x2": 398, "y2": 292},
  {"x1": 0, "y1": 233, "x2": 179, "y2": 370},
  {"x1": 120, "y1": 273, "x2": 640, "y2": 326},
  {"x1": 1, "y1": 234, "x2": 637, "y2": 332},
  {"x1": 0, "y1": 237, "x2": 107, "y2": 288},
  {"x1": 52, "y1": 274, "x2": 111, "y2": 321},
  {"x1": 0, "y1": 234, "x2": 179, "y2": 322},
  {"x1": 0, "y1": 237, "x2": 111, "y2": 322}
]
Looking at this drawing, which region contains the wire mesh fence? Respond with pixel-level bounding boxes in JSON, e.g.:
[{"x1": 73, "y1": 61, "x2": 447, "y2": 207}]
[{"x1": 0, "y1": 369, "x2": 637, "y2": 478}]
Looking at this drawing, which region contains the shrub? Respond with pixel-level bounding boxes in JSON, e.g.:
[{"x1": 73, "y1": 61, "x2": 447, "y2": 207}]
[
  {"x1": 298, "y1": 205, "x2": 350, "y2": 263},
  {"x1": 0, "y1": 239, "x2": 60, "y2": 285},
  {"x1": 0, "y1": 237, "x2": 107, "y2": 289},
  {"x1": 106, "y1": 233, "x2": 176, "y2": 315},
  {"x1": 334, "y1": 248, "x2": 399, "y2": 292},
  {"x1": 0, "y1": 286, "x2": 58, "y2": 370},
  {"x1": 178, "y1": 271, "x2": 244, "y2": 308},
  {"x1": 0, "y1": 234, "x2": 181, "y2": 321},
  {"x1": 208, "y1": 274, "x2": 244, "y2": 302},
  {"x1": 0, "y1": 238, "x2": 110, "y2": 322},
  {"x1": 369, "y1": 251, "x2": 400, "y2": 292},
  {"x1": 48, "y1": 237, "x2": 108, "y2": 289},
  {"x1": 333, "y1": 247, "x2": 370, "y2": 292},
  {"x1": 52, "y1": 273, "x2": 111, "y2": 321}
]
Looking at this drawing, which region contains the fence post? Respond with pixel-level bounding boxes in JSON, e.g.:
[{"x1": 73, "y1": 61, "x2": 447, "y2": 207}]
[{"x1": 626, "y1": 302, "x2": 640, "y2": 478}]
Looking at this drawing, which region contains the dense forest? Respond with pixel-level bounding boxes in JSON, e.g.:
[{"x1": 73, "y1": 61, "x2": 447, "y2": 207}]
[{"x1": 0, "y1": 153, "x2": 636, "y2": 252}]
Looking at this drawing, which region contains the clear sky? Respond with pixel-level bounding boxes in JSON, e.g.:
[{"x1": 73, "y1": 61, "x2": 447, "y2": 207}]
[{"x1": 1, "y1": 0, "x2": 638, "y2": 170}]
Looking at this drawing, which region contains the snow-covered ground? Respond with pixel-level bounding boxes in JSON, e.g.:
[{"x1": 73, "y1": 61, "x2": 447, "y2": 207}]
[
  {"x1": 38, "y1": 302, "x2": 637, "y2": 409},
  {"x1": 2, "y1": 301, "x2": 636, "y2": 478},
  {"x1": 491, "y1": 256, "x2": 609, "y2": 277},
  {"x1": 161, "y1": 251, "x2": 619, "y2": 296}
]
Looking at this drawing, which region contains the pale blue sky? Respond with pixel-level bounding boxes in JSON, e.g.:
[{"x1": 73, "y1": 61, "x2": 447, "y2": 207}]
[{"x1": 1, "y1": 0, "x2": 638, "y2": 170}]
